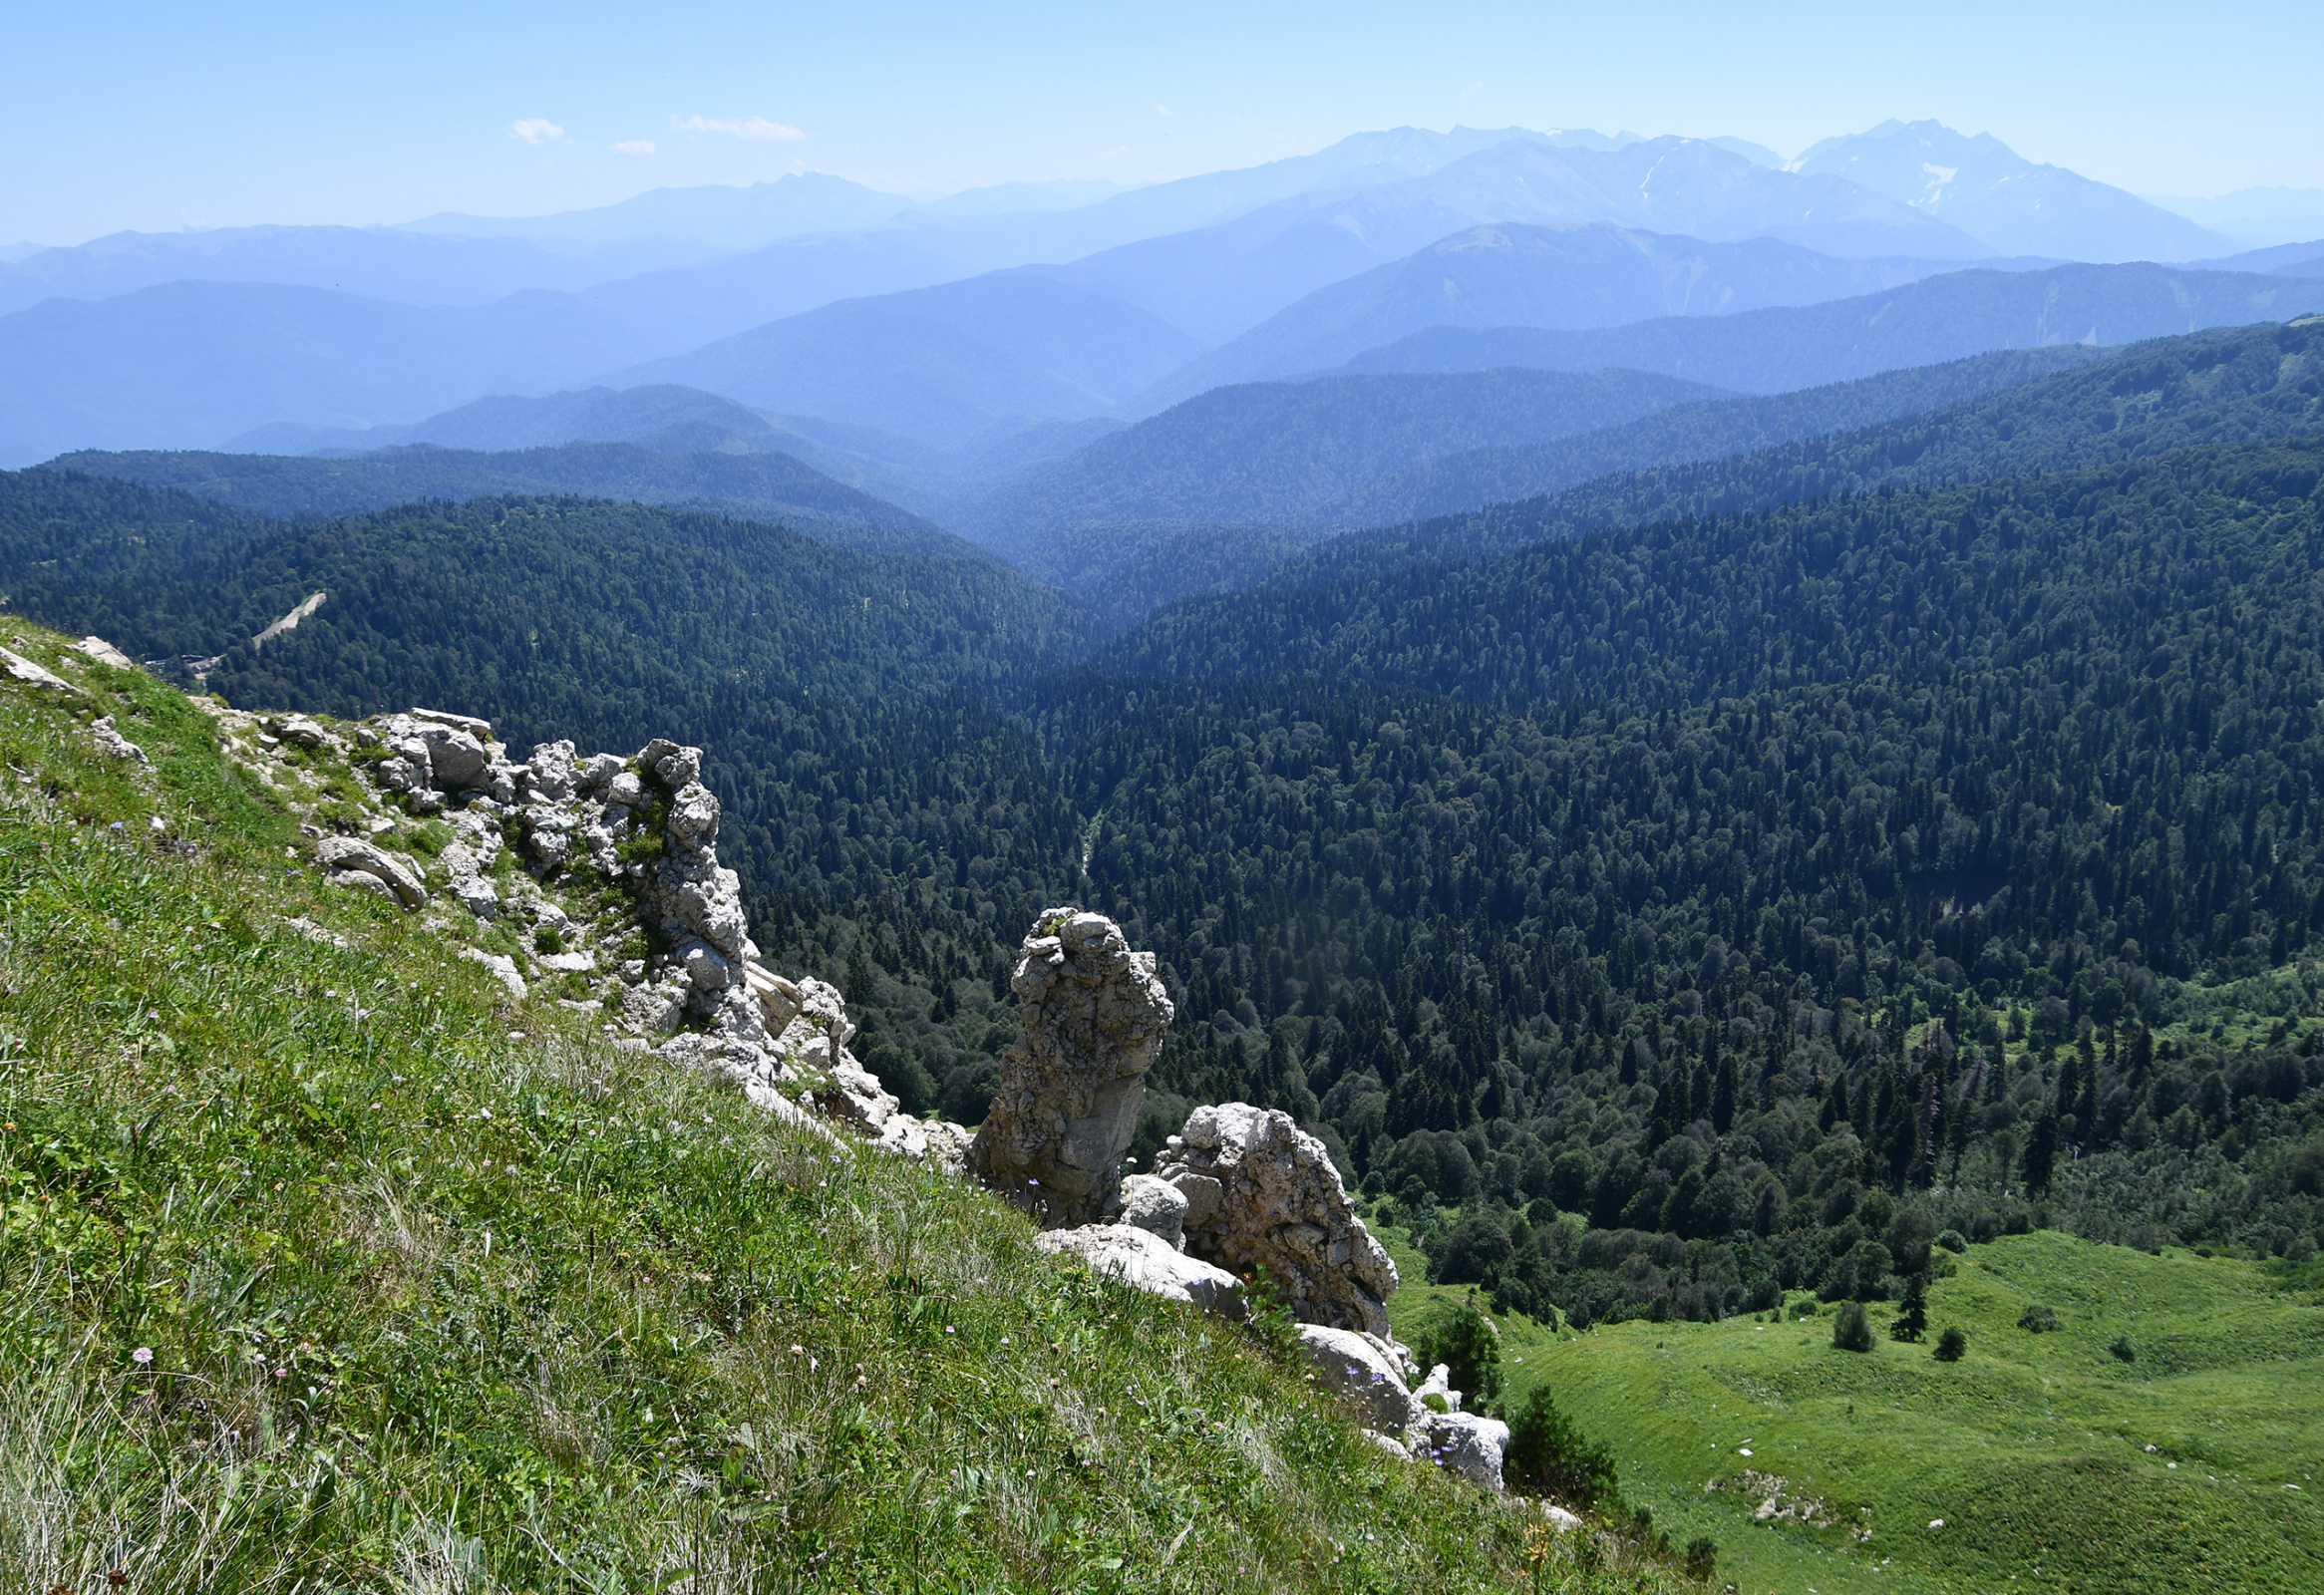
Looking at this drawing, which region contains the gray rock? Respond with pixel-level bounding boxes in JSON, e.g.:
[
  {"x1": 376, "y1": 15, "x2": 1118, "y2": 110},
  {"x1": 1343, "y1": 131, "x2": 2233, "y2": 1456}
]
[
  {"x1": 1415, "y1": 1362, "x2": 1463, "y2": 1413},
  {"x1": 458, "y1": 947, "x2": 528, "y2": 1002},
  {"x1": 523, "y1": 740, "x2": 577, "y2": 802},
  {"x1": 419, "y1": 727, "x2": 489, "y2": 787},
  {"x1": 967, "y1": 909, "x2": 1174, "y2": 1227},
  {"x1": 1156, "y1": 1103, "x2": 1398, "y2": 1338},
  {"x1": 314, "y1": 836, "x2": 427, "y2": 909},
  {"x1": 89, "y1": 715, "x2": 148, "y2": 763},
  {"x1": 409, "y1": 708, "x2": 493, "y2": 736},
  {"x1": 2, "y1": 647, "x2": 81, "y2": 696},
  {"x1": 575, "y1": 752, "x2": 624, "y2": 796},
  {"x1": 1035, "y1": 1224, "x2": 1246, "y2": 1319},
  {"x1": 622, "y1": 980, "x2": 688, "y2": 1035},
  {"x1": 640, "y1": 737, "x2": 701, "y2": 791},
  {"x1": 74, "y1": 636, "x2": 136, "y2": 668},
  {"x1": 1117, "y1": 1173, "x2": 1188, "y2": 1248},
  {"x1": 1410, "y1": 1411, "x2": 1509, "y2": 1491},
  {"x1": 452, "y1": 874, "x2": 500, "y2": 919},
  {"x1": 329, "y1": 869, "x2": 397, "y2": 903},
  {"x1": 677, "y1": 938, "x2": 731, "y2": 992},
  {"x1": 1297, "y1": 1324, "x2": 1421, "y2": 1433},
  {"x1": 265, "y1": 715, "x2": 334, "y2": 752}
]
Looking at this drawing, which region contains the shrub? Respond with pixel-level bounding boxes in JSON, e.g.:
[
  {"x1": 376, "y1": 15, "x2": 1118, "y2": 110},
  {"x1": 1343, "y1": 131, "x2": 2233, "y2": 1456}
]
[
  {"x1": 1414, "y1": 1295, "x2": 1502, "y2": 1409},
  {"x1": 2018, "y1": 1305, "x2": 2062, "y2": 1333},
  {"x1": 533, "y1": 924, "x2": 565, "y2": 955},
  {"x1": 1502, "y1": 1385, "x2": 1620, "y2": 1508},
  {"x1": 1935, "y1": 1228, "x2": 1968, "y2": 1254},
  {"x1": 2109, "y1": 1334, "x2": 2137, "y2": 1363},
  {"x1": 1934, "y1": 1326, "x2": 1968, "y2": 1362},
  {"x1": 1683, "y1": 1537, "x2": 1719, "y2": 1582},
  {"x1": 1832, "y1": 1301, "x2": 1874, "y2": 1352}
]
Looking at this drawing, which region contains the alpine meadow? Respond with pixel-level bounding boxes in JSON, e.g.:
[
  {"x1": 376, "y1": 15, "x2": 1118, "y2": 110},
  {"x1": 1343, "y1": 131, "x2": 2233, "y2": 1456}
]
[{"x1": 6, "y1": 19, "x2": 2324, "y2": 1590}]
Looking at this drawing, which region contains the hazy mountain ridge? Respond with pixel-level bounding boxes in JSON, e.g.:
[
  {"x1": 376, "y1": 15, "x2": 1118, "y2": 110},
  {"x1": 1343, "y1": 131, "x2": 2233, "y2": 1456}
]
[
  {"x1": 1142, "y1": 221, "x2": 1994, "y2": 405},
  {"x1": 1796, "y1": 120, "x2": 2232, "y2": 261},
  {"x1": 968, "y1": 367, "x2": 1731, "y2": 540},
  {"x1": 609, "y1": 271, "x2": 1205, "y2": 448},
  {"x1": 1329, "y1": 263, "x2": 2315, "y2": 393},
  {"x1": 1247, "y1": 316, "x2": 2324, "y2": 603}
]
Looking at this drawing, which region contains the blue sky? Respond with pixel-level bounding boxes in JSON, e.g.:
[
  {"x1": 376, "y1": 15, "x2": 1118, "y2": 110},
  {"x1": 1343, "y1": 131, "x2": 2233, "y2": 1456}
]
[{"x1": 4, "y1": 0, "x2": 2319, "y2": 243}]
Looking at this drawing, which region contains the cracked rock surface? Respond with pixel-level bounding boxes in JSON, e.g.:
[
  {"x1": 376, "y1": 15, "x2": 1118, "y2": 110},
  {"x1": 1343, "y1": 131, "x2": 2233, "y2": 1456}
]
[
  {"x1": 1156, "y1": 1103, "x2": 1398, "y2": 1338},
  {"x1": 967, "y1": 908, "x2": 1173, "y2": 1227}
]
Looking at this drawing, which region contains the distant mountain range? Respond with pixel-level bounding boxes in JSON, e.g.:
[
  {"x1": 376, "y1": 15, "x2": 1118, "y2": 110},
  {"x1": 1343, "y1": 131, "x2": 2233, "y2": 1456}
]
[
  {"x1": 1136, "y1": 222, "x2": 1998, "y2": 406},
  {"x1": 609, "y1": 272, "x2": 1203, "y2": 448},
  {"x1": 1794, "y1": 121, "x2": 2227, "y2": 262},
  {"x1": 0, "y1": 120, "x2": 2273, "y2": 468},
  {"x1": 1331, "y1": 262, "x2": 2311, "y2": 391}
]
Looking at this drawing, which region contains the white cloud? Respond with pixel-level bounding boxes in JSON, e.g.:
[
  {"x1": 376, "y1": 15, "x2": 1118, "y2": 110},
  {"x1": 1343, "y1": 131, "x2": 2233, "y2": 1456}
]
[
  {"x1": 671, "y1": 115, "x2": 805, "y2": 142},
  {"x1": 507, "y1": 119, "x2": 568, "y2": 146},
  {"x1": 613, "y1": 140, "x2": 656, "y2": 156},
  {"x1": 1156, "y1": 104, "x2": 1174, "y2": 116}
]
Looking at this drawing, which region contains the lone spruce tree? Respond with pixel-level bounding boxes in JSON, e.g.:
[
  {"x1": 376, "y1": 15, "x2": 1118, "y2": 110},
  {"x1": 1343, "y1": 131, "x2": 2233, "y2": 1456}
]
[{"x1": 1890, "y1": 1273, "x2": 1929, "y2": 1342}]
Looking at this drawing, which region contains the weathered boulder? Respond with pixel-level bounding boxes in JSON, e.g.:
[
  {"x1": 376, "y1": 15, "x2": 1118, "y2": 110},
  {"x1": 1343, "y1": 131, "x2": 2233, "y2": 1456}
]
[
  {"x1": 1035, "y1": 1224, "x2": 1246, "y2": 1318},
  {"x1": 3, "y1": 647, "x2": 81, "y2": 696},
  {"x1": 1411, "y1": 1410, "x2": 1510, "y2": 1491},
  {"x1": 264, "y1": 714, "x2": 335, "y2": 753},
  {"x1": 1117, "y1": 1173, "x2": 1188, "y2": 1248},
  {"x1": 315, "y1": 835, "x2": 427, "y2": 909},
  {"x1": 967, "y1": 909, "x2": 1173, "y2": 1226},
  {"x1": 89, "y1": 715, "x2": 148, "y2": 763},
  {"x1": 459, "y1": 946, "x2": 528, "y2": 1002},
  {"x1": 1414, "y1": 1362, "x2": 1463, "y2": 1411},
  {"x1": 74, "y1": 636, "x2": 136, "y2": 669},
  {"x1": 1154, "y1": 1103, "x2": 1397, "y2": 1337},
  {"x1": 1297, "y1": 1324, "x2": 1421, "y2": 1433}
]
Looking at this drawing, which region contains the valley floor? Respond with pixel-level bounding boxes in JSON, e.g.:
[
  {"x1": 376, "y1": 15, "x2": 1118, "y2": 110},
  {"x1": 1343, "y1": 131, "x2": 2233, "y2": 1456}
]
[{"x1": 1386, "y1": 1227, "x2": 2324, "y2": 1593}]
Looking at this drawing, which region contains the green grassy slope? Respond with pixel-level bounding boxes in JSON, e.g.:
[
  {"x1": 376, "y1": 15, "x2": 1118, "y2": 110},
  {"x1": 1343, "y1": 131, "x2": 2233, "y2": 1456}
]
[
  {"x1": 1384, "y1": 1227, "x2": 2324, "y2": 1594},
  {"x1": 0, "y1": 619, "x2": 1662, "y2": 1593}
]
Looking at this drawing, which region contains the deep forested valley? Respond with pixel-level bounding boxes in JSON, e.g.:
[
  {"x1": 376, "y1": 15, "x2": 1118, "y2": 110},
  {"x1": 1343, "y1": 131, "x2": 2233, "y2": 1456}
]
[{"x1": 8, "y1": 317, "x2": 2324, "y2": 1340}]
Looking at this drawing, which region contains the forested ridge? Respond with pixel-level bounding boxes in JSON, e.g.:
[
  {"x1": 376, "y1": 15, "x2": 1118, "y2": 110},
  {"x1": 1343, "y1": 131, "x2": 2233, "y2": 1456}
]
[
  {"x1": 1253, "y1": 316, "x2": 2324, "y2": 598},
  {"x1": 46, "y1": 440, "x2": 974, "y2": 559},
  {"x1": 973, "y1": 367, "x2": 1725, "y2": 539},
  {"x1": 1329, "y1": 344, "x2": 2105, "y2": 527},
  {"x1": 9, "y1": 323, "x2": 2324, "y2": 1332}
]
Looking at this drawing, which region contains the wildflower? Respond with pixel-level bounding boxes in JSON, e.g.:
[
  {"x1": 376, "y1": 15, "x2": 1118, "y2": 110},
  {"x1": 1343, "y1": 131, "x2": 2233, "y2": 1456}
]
[{"x1": 133, "y1": 1347, "x2": 154, "y2": 1366}]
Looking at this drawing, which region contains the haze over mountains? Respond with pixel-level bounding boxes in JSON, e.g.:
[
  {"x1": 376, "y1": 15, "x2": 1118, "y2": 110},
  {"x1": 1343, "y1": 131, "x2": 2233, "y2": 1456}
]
[{"x1": 1, "y1": 116, "x2": 2316, "y2": 490}]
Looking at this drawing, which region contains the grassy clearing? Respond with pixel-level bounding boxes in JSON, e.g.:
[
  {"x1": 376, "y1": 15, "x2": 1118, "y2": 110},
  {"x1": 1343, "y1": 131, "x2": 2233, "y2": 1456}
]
[
  {"x1": 1384, "y1": 1219, "x2": 2324, "y2": 1593},
  {"x1": 0, "y1": 620, "x2": 1688, "y2": 1593}
]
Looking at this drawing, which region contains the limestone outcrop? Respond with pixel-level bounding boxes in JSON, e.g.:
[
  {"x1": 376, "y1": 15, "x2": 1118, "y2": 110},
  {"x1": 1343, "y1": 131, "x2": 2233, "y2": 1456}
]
[
  {"x1": 90, "y1": 715, "x2": 148, "y2": 763},
  {"x1": 1296, "y1": 1324, "x2": 1422, "y2": 1433},
  {"x1": 1155, "y1": 1103, "x2": 1398, "y2": 1337},
  {"x1": 1411, "y1": 1408, "x2": 1510, "y2": 1491},
  {"x1": 1116, "y1": 1173, "x2": 1188, "y2": 1248},
  {"x1": 315, "y1": 835, "x2": 428, "y2": 909},
  {"x1": 1035, "y1": 1224, "x2": 1246, "y2": 1318},
  {"x1": 312, "y1": 707, "x2": 966, "y2": 1164},
  {"x1": 967, "y1": 908, "x2": 1173, "y2": 1226}
]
